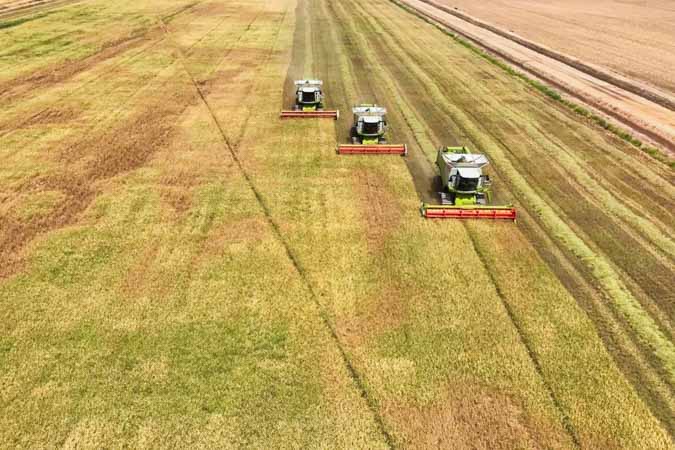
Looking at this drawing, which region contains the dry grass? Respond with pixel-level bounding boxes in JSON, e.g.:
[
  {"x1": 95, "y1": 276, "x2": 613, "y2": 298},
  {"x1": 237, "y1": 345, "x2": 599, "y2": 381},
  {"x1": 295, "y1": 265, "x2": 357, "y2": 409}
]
[
  {"x1": 309, "y1": 0, "x2": 672, "y2": 446},
  {"x1": 0, "y1": 0, "x2": 672, "y2": 447},
  {"x1": 0, "y1": 0, "x2": 388, "y2": 447}
]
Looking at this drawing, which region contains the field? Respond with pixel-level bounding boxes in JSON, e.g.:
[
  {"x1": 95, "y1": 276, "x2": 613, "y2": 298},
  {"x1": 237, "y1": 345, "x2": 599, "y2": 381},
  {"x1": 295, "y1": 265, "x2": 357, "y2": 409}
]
[
  {"x1": 0, "y1": 0, "x2": 673, "y2": 447},
  {"x1": 436, "y1": 0, "x2": 675, "y2": 94}
]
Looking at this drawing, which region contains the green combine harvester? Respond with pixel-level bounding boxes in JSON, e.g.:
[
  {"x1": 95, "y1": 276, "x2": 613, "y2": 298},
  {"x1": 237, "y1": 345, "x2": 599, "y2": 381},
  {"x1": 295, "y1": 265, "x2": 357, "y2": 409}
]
[
  {"x1": 280, "y1": 79, "x2": 339, "y2": 119},
  {"x1": 421, "y1": 146, "x2": 516, "y2": 220},
  {"x1": 337, "y1": 104, "x2": 407, "y2": 155}
]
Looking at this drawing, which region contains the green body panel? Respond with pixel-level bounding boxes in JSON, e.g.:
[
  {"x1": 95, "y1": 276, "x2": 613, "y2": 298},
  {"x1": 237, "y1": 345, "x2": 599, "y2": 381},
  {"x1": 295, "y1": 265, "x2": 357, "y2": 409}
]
[
  {"x1": 454, "y1": 193, "x2": 477, "y2": 206},
  {"x1": 302, "y1": 105, "x2": 318, "y2": 112},
  {"x1": 362, "y1": 138, "x2": 379, "y2": 145}
]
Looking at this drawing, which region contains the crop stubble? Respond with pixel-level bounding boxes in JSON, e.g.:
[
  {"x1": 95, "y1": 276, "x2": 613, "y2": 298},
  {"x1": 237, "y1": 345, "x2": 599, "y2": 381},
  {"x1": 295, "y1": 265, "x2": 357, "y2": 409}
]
[
  {"x1": 301, "y1": 0, "x2": 673, "y2": 445},
  {"x1": 0, "y1": 0, "x2": 389, "y2": 446},
  {"x1": 0, "y1": 0, "x2": 673, "y2": 447}
]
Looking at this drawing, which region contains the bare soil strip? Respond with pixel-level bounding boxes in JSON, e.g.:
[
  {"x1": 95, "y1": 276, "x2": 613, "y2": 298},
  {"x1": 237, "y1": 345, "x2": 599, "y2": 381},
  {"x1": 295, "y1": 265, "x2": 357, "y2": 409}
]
[
  {"x1": 0, "y1": 0, "x2": 82, "y2": 18},
  {"x1": 420, "y1": 0, "x2": 675, "y2": 112},
  {"x1": 434, "y1": 0, "x2": 675, "y2": 94},
  {"x1": 399, "y1": 0, "x2": 675, "y2": 153}
]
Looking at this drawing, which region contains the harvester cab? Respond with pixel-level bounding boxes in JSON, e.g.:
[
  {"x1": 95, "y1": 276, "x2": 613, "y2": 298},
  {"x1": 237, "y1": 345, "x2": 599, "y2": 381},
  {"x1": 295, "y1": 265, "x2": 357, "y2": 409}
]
[
  {"x1": 421, "y1": 146, "x2": 516, "y2": 220},
  {"x1": 280, "y1": 79, "x2": 339, "y2": 119},
  {"x1": 437, "y1": 147, "x2": 490, "y2": 206},
  {"x1": 295, "y1": 79, "x2": 324, "y2": 111},
  {"x1": 337, "y1": 104, "x2": 407, "y2": 155},
  {"x1": 351, "y1": 105, "x2": 387, "y2": 144}
]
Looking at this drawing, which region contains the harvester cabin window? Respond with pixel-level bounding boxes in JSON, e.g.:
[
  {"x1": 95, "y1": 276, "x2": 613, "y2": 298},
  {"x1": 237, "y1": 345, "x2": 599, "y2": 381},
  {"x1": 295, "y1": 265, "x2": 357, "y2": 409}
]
[
  {"x1": 362, "y1": 121, "x2": 380, "y2": 135},
  {"x1": 457, "y1": 176, "x2": 479, "y2": 192},
  {"x1": 301, "y1": 91, "x2": 316, "y2": 103}
]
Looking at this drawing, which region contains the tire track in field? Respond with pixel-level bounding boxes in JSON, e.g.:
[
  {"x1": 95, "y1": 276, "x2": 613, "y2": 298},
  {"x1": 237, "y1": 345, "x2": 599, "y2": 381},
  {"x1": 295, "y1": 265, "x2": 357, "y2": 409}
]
[
  {"x1": 353, "y1": 0, "x2": 675, "y2": 434},
  {"x1": 156, "y1": 5, "x2": 394, "y2": 448},
  {"x1": 0, "y1": 1, "x2": 258, "y2": 279},
  {"x1": 375, "y1": 0, "x2": 675, "y2": 338},
  {"x1": 311, "y1": 2, "x2": 574, "y2": 446},
  {"x1": 364, "y1": 0, "x2": 675, "y2": 351},
  {"x1": 0, "y1": 0, "x2": 82, "y2": 18},
  {"x1": 326, "y1": 0, "x2": 630, "y2": 445},
  {"x1": 179, "y1": 3, "x2": 276, "y2": 150},
  {"x1": 0, "y1": 32, "x2": 148, "y2": 105}
]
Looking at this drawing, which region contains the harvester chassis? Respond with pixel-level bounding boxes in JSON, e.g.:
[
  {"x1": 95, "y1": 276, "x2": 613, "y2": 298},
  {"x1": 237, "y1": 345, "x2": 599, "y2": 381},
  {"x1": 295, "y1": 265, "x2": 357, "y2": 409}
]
[{"x1": 439, "y1": 191, "x2": 487, "y2": 205}]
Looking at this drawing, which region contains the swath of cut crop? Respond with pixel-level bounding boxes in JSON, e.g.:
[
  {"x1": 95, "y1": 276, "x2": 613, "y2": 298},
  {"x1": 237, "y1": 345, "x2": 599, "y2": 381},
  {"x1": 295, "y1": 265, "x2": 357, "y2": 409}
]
[{"x1": 323, "y1": 0, "x2": 672, "y2": 446}]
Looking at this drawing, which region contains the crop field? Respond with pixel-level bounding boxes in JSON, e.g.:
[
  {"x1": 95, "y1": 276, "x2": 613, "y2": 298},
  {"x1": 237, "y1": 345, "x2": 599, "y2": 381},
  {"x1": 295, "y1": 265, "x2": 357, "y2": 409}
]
[
  {"x1": 435, "y1": 0, "x2": 675, "y2": 94},
  {"x1": 0, "y1": 0, "x2": 673, "y2": 448}
]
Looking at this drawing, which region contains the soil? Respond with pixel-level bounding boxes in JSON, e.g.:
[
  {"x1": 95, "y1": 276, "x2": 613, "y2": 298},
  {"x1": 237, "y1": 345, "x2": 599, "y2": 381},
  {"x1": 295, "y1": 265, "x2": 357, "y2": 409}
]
[
  {"x1": 401, "y1": 0, "x2": 675, "y2": 152},
  {"x1": 434, "y1": 0, "x2": 675, "y2": 94},
  {"x1": 0, "y1": 0, "x2": 79, "y2": 18}
]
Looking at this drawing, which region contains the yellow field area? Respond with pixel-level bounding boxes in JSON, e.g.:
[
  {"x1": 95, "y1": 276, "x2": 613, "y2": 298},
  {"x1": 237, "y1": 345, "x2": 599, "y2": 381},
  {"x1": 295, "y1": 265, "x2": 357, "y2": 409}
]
[{"x1": 0, "y1": 0, "x2": 672, "y2": 447}]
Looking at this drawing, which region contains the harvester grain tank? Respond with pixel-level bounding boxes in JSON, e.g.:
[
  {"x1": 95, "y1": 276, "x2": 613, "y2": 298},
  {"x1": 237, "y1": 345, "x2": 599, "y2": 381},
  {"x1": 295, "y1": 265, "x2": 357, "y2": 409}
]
[
  {"x1": 421, "y1": 146, "x2": 516, "y2": 220},
  {"x1": 280, "y1": 80, "x2": 339, "y2": 119},
  {"x1": 337, "y1": 104, "x2": 407, "y2": 155}
]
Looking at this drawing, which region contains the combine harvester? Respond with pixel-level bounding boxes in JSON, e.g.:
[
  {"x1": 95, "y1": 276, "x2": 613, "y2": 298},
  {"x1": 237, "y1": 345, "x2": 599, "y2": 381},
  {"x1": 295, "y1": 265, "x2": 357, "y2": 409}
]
[
  {"x1": 421, "y1": 146, "x2": 516, "y2": 220},
  {"x1": 280, "y1": 80, "x2": 339, "y2": 119},
  {"x1": 337, "y1": 104, "x2": 407, "y2": 155}
]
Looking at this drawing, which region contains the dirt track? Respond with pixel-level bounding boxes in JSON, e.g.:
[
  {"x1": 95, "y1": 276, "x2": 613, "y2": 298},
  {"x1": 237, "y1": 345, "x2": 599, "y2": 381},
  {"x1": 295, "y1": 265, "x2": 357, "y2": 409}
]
[
  {"x1": 435, "y1": 0, "x2": 675, "y2": 94},
  {"x1": 401, "y1": 0, "x2": 675, "y2": 152},
  {"x1": 0, "y1": 0, "x2": 73, "y2": 17}
]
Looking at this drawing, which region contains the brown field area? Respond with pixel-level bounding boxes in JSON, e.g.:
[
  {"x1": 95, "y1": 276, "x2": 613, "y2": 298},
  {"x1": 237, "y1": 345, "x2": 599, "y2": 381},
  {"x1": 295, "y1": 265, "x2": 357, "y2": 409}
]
[
  {"x1": 0, "y1": 0, "x2": 673, "y2": 447},
  {"x1": 436, "y1": 0, "x2": 675, "y2": 94}
]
